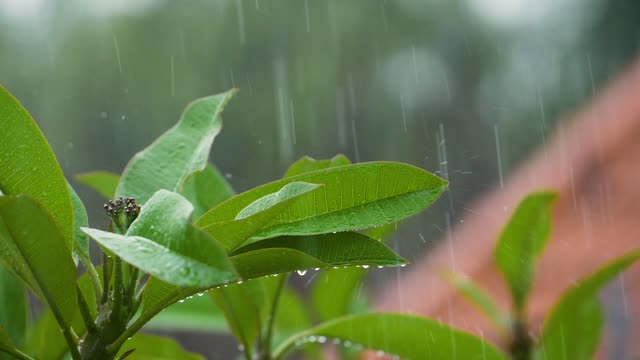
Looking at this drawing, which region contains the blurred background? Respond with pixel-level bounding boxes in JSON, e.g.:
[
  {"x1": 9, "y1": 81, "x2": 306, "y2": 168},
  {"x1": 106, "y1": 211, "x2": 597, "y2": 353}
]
[{"x1": 1, "y1": 0, "x2": 638, "y2": 358}]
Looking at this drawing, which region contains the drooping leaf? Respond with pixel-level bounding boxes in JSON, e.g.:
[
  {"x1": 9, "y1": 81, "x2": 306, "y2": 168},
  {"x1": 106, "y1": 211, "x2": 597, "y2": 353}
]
[
  {"x1": 144, "y1": 294, "x2": 228, "y2": 333},
  {"x1": 494, "y1": 191, "x2": 557, "y2": 310},
  {"x1": 283, "y1": 154, "x2": 351, "y2": 178},
  {"x1": 0, "y1": 268, "x2": 26, "y2": 358},
  {"x1": 0, "y1": 196, "x2": 77, "y2": 326},
  {"x1": 196, "y1": 182, "x2": 323, "y2": 251},
  {"x1": 82, "y1": 190, "x2": 238, "y2": 288},
  {"x1": 0, "y1": 85, "x2": 74, "y2": 253},
  {"x1": 273, "y1": 313, "x2": 507, "y2": 360},
  {"x1": 197, "y1": 162, "x2": 447, "y2": 244},
  {"x1": 116, "y1": 90, "x2": 237, "y2": 203},
  {"x1": 535, "y1": 250, "x2": 640, "y2": 360},
  {"x1": 230, "y1": 232, "x2": 407, "y2": 279},
  {"x1": 180, "y1": 164, "x2": 235, "y2": 219},
  {"x1": 445, "y1": 272, "x2": 510, "y2": 330},
  {"x1": 75, "y1": 171, "x2": 120, "y2": 199},
  {"x1": 116, "y1": 333, "x2": 204, "y2": 360},
  {"x1": 67, "y1": 182, "x2": 90, "y2": 266}
]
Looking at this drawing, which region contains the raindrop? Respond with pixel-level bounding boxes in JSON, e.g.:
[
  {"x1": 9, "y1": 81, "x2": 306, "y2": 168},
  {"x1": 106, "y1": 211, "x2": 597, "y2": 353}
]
[
  {"x1": 296, "y1": 270, "x2": 307, "y2": 276},
  {"x1": 361, "y1": 265, "x2": 370, "y2": 269}
]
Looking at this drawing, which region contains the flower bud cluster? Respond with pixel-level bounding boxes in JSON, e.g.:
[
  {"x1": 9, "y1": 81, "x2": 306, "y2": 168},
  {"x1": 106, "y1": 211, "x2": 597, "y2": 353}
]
[{"x1": 104, "y1": 197, "x2": 140, "y2": 232}]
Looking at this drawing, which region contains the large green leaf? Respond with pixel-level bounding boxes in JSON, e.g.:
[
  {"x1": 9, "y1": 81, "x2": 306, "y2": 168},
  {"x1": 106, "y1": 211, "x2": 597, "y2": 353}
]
[
  {"x1": 273, "y1": 313, "x2": 507, "y2": 360},
  {"x1": 535, "y1": 250, "x2": 640, "y2": 360},
  {"x1": 144, "y1": 295, "x2": 228, "y2": 333},
  {"x1": 446, "y1": 272, "x2": 510, "y2": 330},
  {"x1": 0, "y1": 268, "x2": 26, "y2": 359},
  {"x1": 494, "y1": 191, "x2": 557, "y2": 310},
  {"x1": 196, "y1": 182, "x2": 323, "y2": 251},
  {"x1": 0, "y1": 196, "x2": 77, "y2": 326},
  {"x1": 181, "y1": 164, "x2": 235, "y2": 219},
  {"x1": 82, "y1": 190, "x2": 238, "y2": 287},
  {"x1": 197, "y1": 162, "x2": 447, "y2": 244},
  {"x1": 75, "y1": 171, "x2": 120, "y2": 199},
  {"x1": 116, "y1": 334, "x2": 204, "y2": 360},
  {"x1": 283, "y1": 154, "x2": 351, "y2": 178},
  {"x1": 67, "y1": 183, "x2": 90, "y2": 266},
  {"x1": 230, "y1": 232, "x2": 407, "y2": 279},
  {"x1": 0, "y1": 85, "x2": 74, "y2": 252},
  {"x1": 116, "y1": 90, "x2": 237, "y2": 203}
]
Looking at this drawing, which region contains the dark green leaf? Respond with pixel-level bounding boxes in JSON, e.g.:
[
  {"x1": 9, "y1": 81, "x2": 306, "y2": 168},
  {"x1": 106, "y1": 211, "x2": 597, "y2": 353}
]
[
  {"x1": 75, "y1": 171, "x2": 120, "y2": 199},
  {"x1": 67, "y1": 183, "x2": 90, "y2": 266},
  {"x1": 283, "y1": 154, "x2": 351, "y2": 178},
  {"x1": 197, "y1": 162, "x2": 447, "y2": 242},
  {"x1": 0, "y1": 85, "x2": 74, "y2": 253},
  {"x1": 116, "y1": 334, "x2": 204, "y2": 360},
  {"x1": 535, "y1": 250, "x2": 640, "y2": 360},
  {"x1": 0, "y1": 196, "x2": 77, "y2": 325},
  {"x1": 82, "y1": 190, "x2": 238, "y2": 287},
  {"x1": 494, "y1": 191, "x2": 557, "y2": 309},
  {"x1": 273, "y1": 313, "x2": 507, "y2": 360},
  {"x1": 0, "y1": 268, "x2": 26, "y2": 358},
  {"x1": 116, "y1": 90, "x2": 237, "y2": 203},
  {"x1": 197, "y1": 182, "x2": 323, "y2": 251},
  {"x1": 181, "y1": 164, "x2": 235, "y2": 219}
]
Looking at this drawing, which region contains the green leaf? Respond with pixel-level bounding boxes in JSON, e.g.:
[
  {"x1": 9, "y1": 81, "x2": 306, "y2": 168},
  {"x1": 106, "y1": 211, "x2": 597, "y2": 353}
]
[
  {"x1": 75, "y1": 171, "x2": 120, "y2": 199},
  {"x1": 535, "y1": 250, "x2": 640, "y2": 360},
  {"x1": 116, "y1": 334, "x2": 204, "y2": 360},
  {"x1": 0, "y1": 267, "x2": 26, "y2": 358},
  {"x1": 0, "y1": 85, "x2": 74, "y2": 253},
  {"x1": 82, "y1": 190, "x2": 238, "y2": 287},
  {"x1": 67, "y1": 183, "x2": 90, "y2": 266},
  {"x1": 197, "y1": 182, "x2": 323, "y2": 251},
  {"x1": 283, "y1": 154, "x2": 351, "y2": 178},
  {"x1": 445, "y1": 272, "x2": 510, "y2": 330},
  {"x1": 273, "y1": 313, "x2": 507, "y2": 360},
  {"x1": 0, "y1": 196, "x2": 77, "y2": 326},
  {"x1": 180, "y1": 164, "x2": 235, "y2": 220},
  {"x1": 273, "y1": 287, "x2": 312, "y2": 348},
  {"x1": 144, "y1": 295, "x2": 228, "y2": 333},
  {"x1": 197, "y1": 162, "x2": 447, "y2": 243},
  {"x1": 494, "y1": 191, "x2": 557, "y2": 310},
  {"x1": 0, "y1": 327, "x2": 17, "y2": 358},
  {"x1": 230, "y1": 232, "x2": 407, "y2": 279},
  {"x1": 116, "y1": 90, "x2": 237, "y2": 203}
]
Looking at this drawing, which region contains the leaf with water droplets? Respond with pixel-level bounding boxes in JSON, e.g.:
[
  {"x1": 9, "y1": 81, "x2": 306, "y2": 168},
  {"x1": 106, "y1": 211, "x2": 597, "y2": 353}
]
[
  {"x1": 0, "y1": 85, "x2": 74, "y2": 254},
  {"x1": 273, "y1": 313, "x2": 508, "y2": 360},
  {"x1": 197, "y1": 162, "x2": 447, "y2": 248},
  {"x1": 283, "y1": 154, "x2": 351, "y2": 178},
  {"x1": 116, "y1": 89, "x2": 237, "y2": 203},
  {"x1": 75, "y1": 171, "x2": 120, "y2": 199}
]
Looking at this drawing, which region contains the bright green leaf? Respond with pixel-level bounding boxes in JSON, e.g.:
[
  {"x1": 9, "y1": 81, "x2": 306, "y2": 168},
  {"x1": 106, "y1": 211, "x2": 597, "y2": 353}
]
[
  {"x1": 0, "y1": 268, "x2": 26, "y2": 358},
  {"x1": 0, "y1": 196, "x2": 77, "y2": 326},
  {"x1": 181, "y1": 164, "x2": 235, "y2": 219},
  {"x1": 494, "y1": 191, "x2": 557, "y2": 310},
  {"x1": 116, "y1": 333, "x2": 204, "y2": 360},
  {"x1": 67, "y1": 183, "x2": 90, "y2": 266},
  {"x1": 0, "y1": 85, "x2": 74, "y2": 253},
  {"x1": 446, "y1": 272, "x2": 510, "y2": 330},
  {"x1": 197, "y1": 162, "x2": 447, "y2": 243},
  {"x1": 82, "y1": 190, "x2": 238, "y2": 287},
  {"x1": 283, "y1": 154, "x2": 351, "y2": 178},
  {"x1": 535, "y1": 250, "x2": 640, "y2": 360},
  {"x1": 116, "y1": 90, "x2": 237, "y2": 203},
  {"x1": 75, "y1": 171, "x2": 120, "y2": 199},
  {"x1": 144, "y1": 295, "x2": 228, "y2": 333},
  {"x1": 197, "y1": 182, "x2": 323, "y2": 251},
  {"x1": 273, "y1": 313, "x2": 507, "y2": 360}
]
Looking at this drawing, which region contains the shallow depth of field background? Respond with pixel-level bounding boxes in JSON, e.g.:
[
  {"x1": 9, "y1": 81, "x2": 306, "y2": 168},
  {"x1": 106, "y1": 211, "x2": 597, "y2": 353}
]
[{"x1": 0, "y1": 0, "x2": 638, "y2": 358}]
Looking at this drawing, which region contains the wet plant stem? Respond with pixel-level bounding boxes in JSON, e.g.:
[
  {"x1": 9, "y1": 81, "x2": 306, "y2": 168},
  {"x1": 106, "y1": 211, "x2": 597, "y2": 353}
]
[
  {"x1": 77, "y1": 284, "x2": 98, "y2": 334},
  {"x1": 509, "y1": 309, "x2": 532, "y2": 360}
]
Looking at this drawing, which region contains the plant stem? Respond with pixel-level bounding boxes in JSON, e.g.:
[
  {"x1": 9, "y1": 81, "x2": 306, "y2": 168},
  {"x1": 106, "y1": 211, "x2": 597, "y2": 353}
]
[
  {"x1": 509, "y1": 310, "x2": 532, "y2": 360},
  {"x1": 112, "y1": 258, "x2": 124, "y2": 316},
  {"x1": 2, "y1": 348, "x2": 35, "y2": 360},
  {"x1": 76, "y1": 284, "x2": 98, "y2": 334},
  {"x1": 79, "y1": 252, "x2": 103, "y2": 303},
  {"x1": 261, "y1": 274, "x2": 289, "y2": 360}
]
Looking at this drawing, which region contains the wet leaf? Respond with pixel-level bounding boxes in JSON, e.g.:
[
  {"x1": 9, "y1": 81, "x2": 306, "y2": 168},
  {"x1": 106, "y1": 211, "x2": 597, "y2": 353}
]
[
  {"x1": 116, "y1": 90, "x2": 237, "y2": 203},
  {"x1": 116, "y1": 333, "x2": 204, "y2": 360},
  {"x1": 67, "y1": 182, "x2": 90, "y2": 266},
  {"x1": 197, "y1": 162, "x2": 447, "y2": 247},
  {"x1": 494, "y1": 191, "x2": 557, "y2": 310},
  {"x1": 181, "y1": 164, "x2": 235, "y2": 219},
  {"x1": 273, "y1": 313, "x2": 507, "y2": 360},
  {"x1": 535, "y1": 250, "x2": 640, "y2": 360},
  {"x1": 283, "y1": 154, "x2": 351, "y2": 178},
  {"x1": 75, "y1": 171, "x2": 120, "y2": 199},
  {"x1": 0, "y1": 85, "x2": 74, "y2": 253},
  {"x1": 144, "y1": 295, "x2": 228, "y2": 333},
  {"x1": 0, "y1": 196, "x2": 77, "y2": 326}
]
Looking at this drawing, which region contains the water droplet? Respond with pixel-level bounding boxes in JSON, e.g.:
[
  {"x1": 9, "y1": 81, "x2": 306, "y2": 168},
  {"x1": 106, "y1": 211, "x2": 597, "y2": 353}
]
[
  {"x1": 296, "y1": 270, "x2": 307, "y2": 276},
  {"x1": 178, "y1": 299, "x2": 185, "y2": 303},
  {"x1": 377, "y1": 265, "x2": 384, "y2": 269},
  {"x1": 400, "y1": 264, "x2": 407, "y2": 268},
  {"x1": 362, "y1": 265, "x2": 369, "y2": 269},
  {"x1": 197, "y1": 292, "x2": 204, "y2": 297}
]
